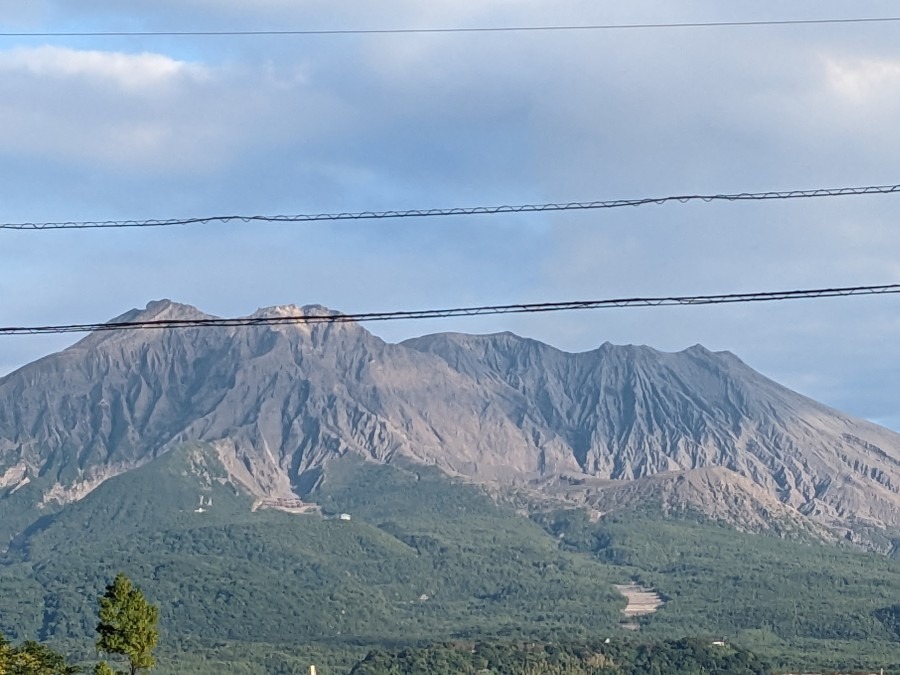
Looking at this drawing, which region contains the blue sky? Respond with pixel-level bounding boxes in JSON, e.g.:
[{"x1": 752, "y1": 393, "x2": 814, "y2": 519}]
[{"x1": 2, "y1": 1, "x2": 900, "y2": 428}]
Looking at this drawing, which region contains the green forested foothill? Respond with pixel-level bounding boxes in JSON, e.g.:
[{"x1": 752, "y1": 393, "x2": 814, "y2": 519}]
[
  {"x1": 348, "y1": 639, "x2": 771, "y2": 675},
  {"x1": 0, "y1": 449, "x2": 626, "y2": 666},
  {"x1": 535, "y1": 508, "x2": 900, "y2": 671},
  {"x1": 1, "y1": 448, "x2": 900, "y2": 673},
  {"x1": 0, "y1": 634, "x2": 773, "y2": 675}
]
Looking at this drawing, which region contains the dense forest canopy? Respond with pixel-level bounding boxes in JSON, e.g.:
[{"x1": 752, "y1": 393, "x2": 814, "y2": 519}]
[{"x1": 1, "y1": 455, "x2": 898, "y2": 673}]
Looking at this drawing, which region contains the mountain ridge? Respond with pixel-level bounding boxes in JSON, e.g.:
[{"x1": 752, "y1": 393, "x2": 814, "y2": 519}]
[{"x1": 1, "y1": 299, "x2": 899, "y2": 546}]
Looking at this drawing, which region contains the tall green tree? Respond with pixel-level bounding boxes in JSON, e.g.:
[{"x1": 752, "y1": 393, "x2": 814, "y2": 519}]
[{"x1": 96, "y1": 574, "x2": 159, "y2": 675}]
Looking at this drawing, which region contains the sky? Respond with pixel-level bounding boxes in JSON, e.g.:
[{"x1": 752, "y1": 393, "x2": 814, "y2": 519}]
[{"x1": 1, "y1": 1, "x2": 900, "y2": 428}]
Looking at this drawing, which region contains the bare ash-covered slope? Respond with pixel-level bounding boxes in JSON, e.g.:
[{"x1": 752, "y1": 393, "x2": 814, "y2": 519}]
[
  {"x1": 536, "y1": 468, "x2": 836, "y2": 541},
  {"x1": 1, "y1": 300, "x2": 899, "y2": 540},
  {"x1": 0, "y1": 300, "x2": 579, "y2": 509},
  {"x1": 403, "y1": 332, "x2": 900, "y2": 532}
]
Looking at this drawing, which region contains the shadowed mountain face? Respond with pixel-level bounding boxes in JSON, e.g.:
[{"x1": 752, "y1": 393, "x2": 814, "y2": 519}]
[{"x1": 1, "y1": 300, "x2": 899, "y2": 542}]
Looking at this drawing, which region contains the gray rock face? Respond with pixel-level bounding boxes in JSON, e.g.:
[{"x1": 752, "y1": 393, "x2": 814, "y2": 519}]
[
  {"x1": 1, "y1": 300, "x2": 899, "y2": 538},
  {"x1": 405, "y1": 332, "x2": 900, "y2": 532},
  {"x1": 536, "y1": 468, "x2": 836, "y2": 541}
]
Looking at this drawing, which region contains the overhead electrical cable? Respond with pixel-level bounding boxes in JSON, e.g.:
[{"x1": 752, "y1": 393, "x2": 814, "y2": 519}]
[
  {"x1": 4, "y1": 16, "x2": 900, "y2": 38},
  {"x1": 5, "y1": 183, "x2": 899, "y2": 231},
  {"x1": 3, "y1": 283, "x2": 898, "y2": 336}
]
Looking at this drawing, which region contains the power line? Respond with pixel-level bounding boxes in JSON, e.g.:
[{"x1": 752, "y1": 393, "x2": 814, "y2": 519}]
[
  {"x1": 6, "y1": 183, "x2": 899, "y2": 231},
  {"x1": 3, "y1": 283, "x2": 898, "y2": 336},
  {"x1": 3, "y1": 17, "x2": 900, "y2": 38}
]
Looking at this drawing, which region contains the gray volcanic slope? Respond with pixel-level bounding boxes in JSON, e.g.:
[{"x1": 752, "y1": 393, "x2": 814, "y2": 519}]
[
  {"x1": 1, "y1": 300, "x2": 899, "y2": 538},
  {"x1": 403, "y1": 332, "x2": 900, "y2": 531}
]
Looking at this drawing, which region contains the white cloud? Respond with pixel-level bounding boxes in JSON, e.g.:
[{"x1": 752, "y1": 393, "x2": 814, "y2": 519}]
[
  {"x1": 0, "y1": 47, "x2": 213, "y2": 168},
  {"x1": 0, "y1": 45, "x2": 348, "y2": 173},
  {"x1": 825, "y1": 55, "x2": 900, "y2": 102},
  {"x1": 0, "y1": 46, "x2": 205, "y2": 91}
]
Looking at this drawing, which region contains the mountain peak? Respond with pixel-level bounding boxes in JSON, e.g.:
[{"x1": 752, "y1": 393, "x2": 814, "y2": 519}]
[
  {"x1": 249, "y1": 304, "x2": 340, "y2": 320},
  {"x1": 60, "y1": 300, "x2": 215, "y2": 352},
  {"x1": 138, "y1": 299, "x2": 212, "y2": 321},
  {"x1": 3, "y1": 300, "x2": 900, "y2": 548},
  {"x1": 101, "y1": 299, "x2": 215, "y2": 325}
]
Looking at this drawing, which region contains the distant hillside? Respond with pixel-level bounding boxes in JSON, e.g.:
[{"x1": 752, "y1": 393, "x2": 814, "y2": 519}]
[
  {"x1": 535, "y1": 467, "x2": 835, "y2": 541},
  {"x1": 2, "y1": 449, "x2": 899, "y2": 673},
  {"x1": 347, "y1": 638, "x2": 772, "y2": 675},
  {"x1": 0, "y1": 447, "x2": 626, "y2": 657},
  {"x1": 2, "y1": 299, "x2": 900, "y2": 546},
  {"x1": 404, "y1": 331, "x2": 900, "y2": 538}
]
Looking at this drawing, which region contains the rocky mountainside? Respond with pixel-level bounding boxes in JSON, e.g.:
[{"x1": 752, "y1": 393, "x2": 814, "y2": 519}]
[
  {"x1": 1, "y1": 299, "x2": 899, "y2": 543},
  {"x1": 404, "y1": 332, "x2": 900, "y2": 535},
  {"x1": 534, "y1": 468, "x2": 836, "y2": 541}
]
